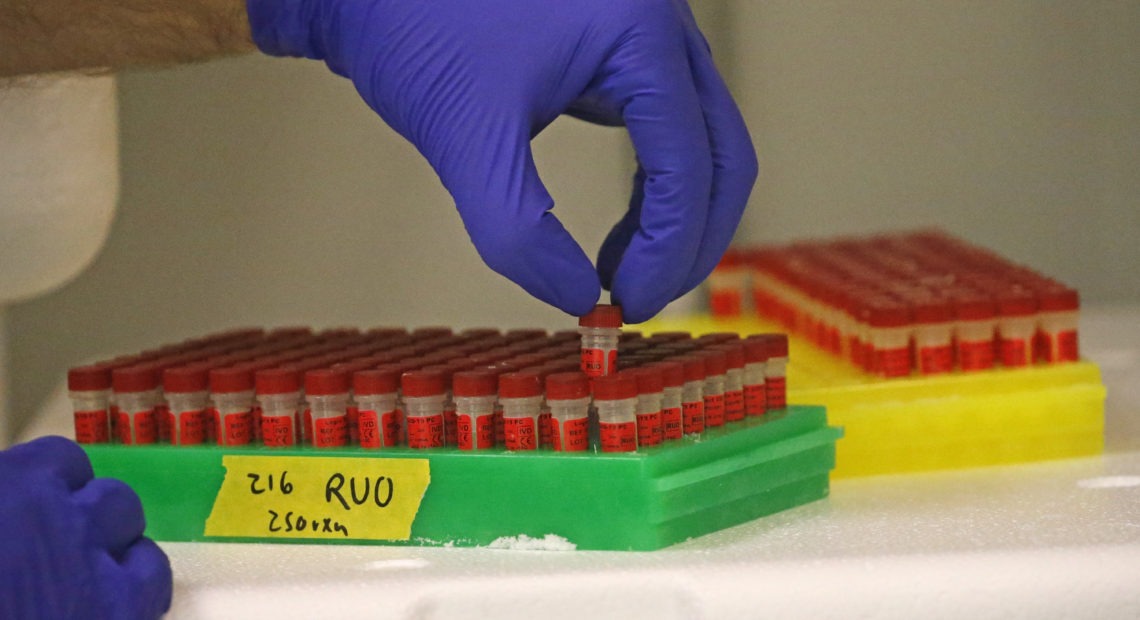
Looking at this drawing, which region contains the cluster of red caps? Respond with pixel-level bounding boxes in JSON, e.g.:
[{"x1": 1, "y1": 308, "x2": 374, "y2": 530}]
[
  {"x1": 66, "y1": 321, "x2": 791, "y2": 452},
  {"x1": 711, "y1": 230, "x2": 1081, "y2": 377}
]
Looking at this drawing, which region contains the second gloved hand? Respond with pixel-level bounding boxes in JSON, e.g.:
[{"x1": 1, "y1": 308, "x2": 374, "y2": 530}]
[{"x1": 247, "y1": 0, "x2": 757, "y2": 323}]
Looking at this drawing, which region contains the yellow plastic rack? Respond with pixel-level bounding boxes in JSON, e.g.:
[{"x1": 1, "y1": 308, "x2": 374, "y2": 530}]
[{"x1": 642, "y1": 314, "x2": 1105, "y2": 478}]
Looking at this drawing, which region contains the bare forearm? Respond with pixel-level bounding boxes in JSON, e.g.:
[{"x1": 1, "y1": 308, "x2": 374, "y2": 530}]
[{"x1": 0, "y1": 0, "x2": 254, "y2": 77}]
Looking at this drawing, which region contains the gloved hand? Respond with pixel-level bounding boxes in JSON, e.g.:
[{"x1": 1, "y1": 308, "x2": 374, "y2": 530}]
[
  {"x1": 0, "y1": 436, "x2": 172, "y2": 620},
  {"x1": 247, "y1": 0, "x2": 757, "y2": 323}
]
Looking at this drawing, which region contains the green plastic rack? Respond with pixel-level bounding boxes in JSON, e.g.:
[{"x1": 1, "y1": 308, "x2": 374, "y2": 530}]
[{"x1": 85, "y1": 405, "x2": 841, "y2": 551}]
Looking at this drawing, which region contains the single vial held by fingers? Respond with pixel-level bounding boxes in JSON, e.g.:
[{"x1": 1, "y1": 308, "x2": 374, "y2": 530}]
[
  {"x1": 545, "y1": 372, "x2": 591, "y2": 452},
  {"x1": 579, "y1": 304, "x2": 623, "y2": 378}
]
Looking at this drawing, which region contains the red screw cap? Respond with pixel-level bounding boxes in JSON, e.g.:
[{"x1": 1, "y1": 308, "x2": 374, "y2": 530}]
[
  {"x1": 256, "y1": 367, "x2": 302, "y2": 395},
  {"x1": 499, "y1": 371, "x2": 543, "y2": 399},
  {"x1": 452, "y1": 370, "x2": 498, "y2": 397},
  {"x1": 579, "y1": 304, "x2": 623, "y2": 329},
  {"x1": 68, "y1": 365, "x2": 112, "y2": 392},
  {"x1": 545, "y1": 372, "x2": 591, "y2": 401},
  {"x1": 592, "y1": 371, "x2": 638, "y2": 401},
  {"x1": 304, "y1": 368, "x2": 349, "y2": 396},
  {"x1": 401, "y1": 369, "x2": 446, "y2": 397}
]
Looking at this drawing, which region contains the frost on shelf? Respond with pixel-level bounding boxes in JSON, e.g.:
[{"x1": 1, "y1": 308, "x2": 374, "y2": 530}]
[{"x1": 485, "y1": 534, "x2": 577, "y2": 551}]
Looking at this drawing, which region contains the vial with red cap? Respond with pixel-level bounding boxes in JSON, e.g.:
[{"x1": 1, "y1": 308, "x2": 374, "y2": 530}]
[
  {"x1": 911, "y1": 296, "x2": 954, "y2": 375},
  {"x1": 305, "y1": 369, "x2": 350, "y2": 448},
  {"x1": 163, "y1": 365, "x2": 210, "y2": 446},
  {"x1": 68, "y1": 364, "x2": 112, "y2": 444},
  {"x1": 353, "y1": 367, "x2": 400, "y2": 449},
  {"x1": 629, "y1": 367, "x2": 664, "y2": 447},
  {"x1": 499, "y1": 372, "x2": 543, "y2": 451},
  {"x1": 545, "y1": 372, "x2": 591, "y2": 452},
  {"x1": 651, "y1": 361, "x2": 684, "y2": 441},
  {"x1": 579, "y1": 304, "x2": 623, "y2": 378},
  {"x1": 762, "y1": 334, "x2": 789, "y2": 410},
  {"x1": 952, "y1": 289, "x2": 997, "y2": 372},
  {"x1": 210, "y1": 366, "x2": 256, "y2": 446},
  {"x1": 995, "y1": 288, "x2": 1038, "y2": 367},
  {"x1": 699, "y1": 349, "x2": 728, "y2": 428},
  {"x1": 677, "y1": 355, "x2": 706, "y2": 435},
  {"x1": 112, "y1": 364, "x2": 160, "y2": 445},
  {"x1": 256, "y1": 367, "x2": 301, "y2": 447},
  {"x1": 402, "y1": 369, "x2": 446, "y2": 449},
  {"x1": 1035, "y1": 283, "x2": 1079, "y2": 363},
  {"x1": 716, "y1": 342, "x2": 746, "y2": 422},
  {"x1": 862, "y1": 295, "x2": 911, "y2": 378},
  {"x1": 741, "y1": 337, "x2": 768, "y2": 417},
  {"x1": 453, "y1": 370, "x2": 498, "y2": 451},
  {"x1": 593, "y1": 371, "x2": 639, "y2": 452}
]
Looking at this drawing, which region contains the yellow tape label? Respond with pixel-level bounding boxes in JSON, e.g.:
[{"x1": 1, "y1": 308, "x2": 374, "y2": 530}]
[{"x1": 205, "y1": 455, "x2": 430, "y2": 541}]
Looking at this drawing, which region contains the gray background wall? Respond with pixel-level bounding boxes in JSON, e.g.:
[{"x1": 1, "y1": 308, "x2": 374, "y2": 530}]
[{"x1": 7, "y1": 1, "x2": 1138, "y2": 439}]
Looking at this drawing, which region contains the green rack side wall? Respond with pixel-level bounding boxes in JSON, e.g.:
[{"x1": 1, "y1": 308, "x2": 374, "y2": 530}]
[{"x1": 84, "y1": 405, "x2": 841, "y2": 551}]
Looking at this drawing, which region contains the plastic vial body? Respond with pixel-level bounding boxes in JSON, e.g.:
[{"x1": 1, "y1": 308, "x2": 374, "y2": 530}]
[
  {"x1": 722, "y1": 366, "x2": 745, "y2": 422},
  {"x1": 701, "y1": 367, "x2": 727, "y2": 428},
  {"x1": 1037, "y1": 287, "x2": 1080, "y2": 363},
  {"x1": 454, "y1": 394, "x2": 496, "y2": 451},
  {"x1": 742, "y1": 361, "x2": 766, "y2": 417},
  {"x1": 166, "y1": 391, "x2": 209, "y2": 446},
  {"x1": 635, "y1": 390, "x2": 664, "y2": 447},
  {"x1": 913, "y1": 321, "x2": 953, "y2": 375},
  {"x1": 548, "y1": 397, "x2": 591, "y2": 452},
  {"x1": 70, "y1": 388, "x2": 111, "y2": 444},
  {"x1": 681, "y1": 380, "x2": 705, "y2": 435},
  {"x1": 500, "y1": 395, "x2": 542, "y2": 451},
  {"x1": 355, "y1": 393, "x2": 398, "y2": 449},
  {"x1": 661, "y1": 385, "x2": 683, "y2": 440},
  {"x1": 258, "y1": 392, "x2": 299, "y2": 447},
  {"x1": 403, "y1": 394, "x2": 446, "y2": 449},
  {"x1": 870, "y1": 325, "x2": 911, "y2": 377},
  {"x1": 956, "y1": 317, "x2": 996, "y2": 371},
  {"x1": 115, "y1": 390, "x2": 158, "y2": 445},
  {"x1": 579, "y1": 304, "x2": 623, "y2": 378},
  {"x1": 764, "y1": 356, "x2": 788, "y2": 410},
  {"x1": 997, "y1": 292, "x2": 1038, "y2": 368},
  {"x1": 214, "y1": 391, "x2": 256, "y2": 446},
  {"x1": 596, "y1": 396, "x2": 638, "y2": 452}
]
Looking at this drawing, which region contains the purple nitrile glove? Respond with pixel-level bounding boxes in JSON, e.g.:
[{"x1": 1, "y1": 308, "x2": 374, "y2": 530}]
[
  {"x1": 0, "y1": 436, "x2": 172, "y2": 620},
  {"x1": 247, "y1": 0, "x2": 757, "y2": 323}
]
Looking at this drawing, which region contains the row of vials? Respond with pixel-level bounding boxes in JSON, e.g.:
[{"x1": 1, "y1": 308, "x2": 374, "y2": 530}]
[
  {"x1": 67, "y1": 305, "x2": 790, "y2": 453},
  {"x1": 708, "y1": 230, "x2": 1080, "y2": 378}
]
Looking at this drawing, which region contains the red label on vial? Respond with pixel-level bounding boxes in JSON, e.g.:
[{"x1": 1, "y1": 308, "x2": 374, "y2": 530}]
[
  {"x1": 346, "y1": 404, "x2": 359, "y2": 444},
  {"x1": 744, "y1": 382, "x2": 767, "y2": 416},
  {"x1": 357, "y1": 409, "x2": 382, "y2": 448},
  {"x1": 313, "y1": 415, "x2": 348, "y2": 448},
  {"x1": 1000, "y1": 337, "x2": 1031, "y2": 367},
  {"x1": 636, "y1": 411, "x2": 663, "y2": 447},
  {"x1": 443, "y1": 407, "x2": 458, "y2": 447},
  {"x1": 503, "y1": 416, "x2": 537, "y2": 451},
  {"x1": 766, "y1": 377, "x2": 787, "y2": 409},
  {"x1": 221, "y1": 411, "x2": 253, "y2": 446},
  {"x1": 456, "y1": 413, "x2": 495, "y2": 451},
  {"x1": 539, "y1": 412, "x2": 552, "y2": 448},
  {"x1": 156, "y1": 403, "x2": 171, "y2": 443},
  {"x1": 261, "y1": 415, "x2": 295, "y2": 447},
  {"x1": 918, "y1": 345, "x2": 954, "y2": 375},
  {"x1": 957, "y1": 339, "x2": 994, "y2": 371},
  {"x1": 551, "y1": 417, "x2": 590, "y2": 452},
  {"x1": 1041, "y1": 330, "x2": 1079, "y2": 363},
  {"x1": 117, "y1": 409, "x2": 157, "y2": 445},
  {"x1": 704, "y1": 393, "x2": 726, "y2": 427},
  {"x1": 407, "y1": 415, "x2": 444, "y2": 449},
  {"x1": 383, "y1": 409, "x2": 403, "y2": 448},
  {"x1": 875, "y1": 347, "x2": 911, "y2": 377},
  {"x1": 682, "y1": 400, "x2": 705, "y2": 434},
  {"x1": 580, "y1": 348, "x2": 618, "y2": 378},
  {"x1": 599, "y1": 421, "x2": 637, "y2": 452},
  {"x1": 661, "y1": 406, "x2": 683, "y2": 440},
  {"x1": 74, "y1": 409, "x2": 110, "y2": 444},
  {"x1": 169, "y1": 409, "x2": 207, "y2": 446},
  {"x1": 724, "y1": 389, "x2": 745, "y2": 422}
]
